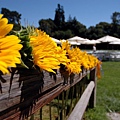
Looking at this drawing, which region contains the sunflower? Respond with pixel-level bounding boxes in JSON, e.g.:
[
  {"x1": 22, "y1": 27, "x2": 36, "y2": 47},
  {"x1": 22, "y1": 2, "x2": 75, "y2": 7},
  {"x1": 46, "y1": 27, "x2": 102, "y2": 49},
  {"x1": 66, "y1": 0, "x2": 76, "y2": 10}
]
[
  {"x1": 60, "y1": 40, "x2": 102, "y2": 75},
  {"x1": 0, "y1": 14, "x2": 22, "y2": 74},
  {"x1": 30, "y1": 29, "x2": 64, "y2": 73},
  {"x1": 60, "y1": 41, "x2": 82, "y2": 74}
]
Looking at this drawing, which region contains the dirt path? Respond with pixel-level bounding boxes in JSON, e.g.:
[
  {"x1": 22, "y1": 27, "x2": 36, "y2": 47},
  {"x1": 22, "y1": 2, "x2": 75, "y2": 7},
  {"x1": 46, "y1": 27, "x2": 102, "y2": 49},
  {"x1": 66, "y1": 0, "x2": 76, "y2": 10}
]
[{"x1": 107, "y1": 112, "x2": 120, "y2": 120}]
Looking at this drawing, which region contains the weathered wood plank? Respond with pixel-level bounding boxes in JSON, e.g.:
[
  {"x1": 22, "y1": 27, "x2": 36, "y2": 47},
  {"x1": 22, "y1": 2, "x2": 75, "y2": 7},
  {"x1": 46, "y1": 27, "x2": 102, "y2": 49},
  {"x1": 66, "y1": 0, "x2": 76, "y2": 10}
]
[
  {"x1": 0, "y1": 70, "x2": 63, "y2": 112},
  {"x1": 0, "y1": 68, "x2": 96, "y2": 120},
  {"x1": 0, "y1": 84, "x2": 64, "y2": 120},
  {"x1": 67, "y1": 81, "x2": 95, "y2": 120}
]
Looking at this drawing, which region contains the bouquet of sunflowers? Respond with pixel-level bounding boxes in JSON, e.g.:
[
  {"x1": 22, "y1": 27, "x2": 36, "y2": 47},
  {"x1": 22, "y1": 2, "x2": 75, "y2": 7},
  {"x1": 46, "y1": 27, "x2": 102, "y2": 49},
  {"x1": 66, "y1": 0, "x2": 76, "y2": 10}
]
[{"x1": 0, "y1": 14, "x2": 102, "y2": 85}]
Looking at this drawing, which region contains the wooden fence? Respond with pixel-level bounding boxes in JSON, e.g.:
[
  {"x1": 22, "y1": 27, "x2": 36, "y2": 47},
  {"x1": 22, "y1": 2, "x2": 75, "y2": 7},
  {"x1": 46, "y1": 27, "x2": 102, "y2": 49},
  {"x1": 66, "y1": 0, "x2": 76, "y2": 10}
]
[{"x1": 0, "y1": 67, "x2": 97, "y2": 120}]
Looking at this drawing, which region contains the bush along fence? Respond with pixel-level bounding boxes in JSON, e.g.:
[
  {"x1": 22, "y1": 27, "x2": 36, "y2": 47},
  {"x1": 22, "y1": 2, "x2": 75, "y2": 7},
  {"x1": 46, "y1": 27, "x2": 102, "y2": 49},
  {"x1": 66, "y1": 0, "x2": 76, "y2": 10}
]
[{"x1": 0, "y1": 14, "x2": 101, "y2": 120}]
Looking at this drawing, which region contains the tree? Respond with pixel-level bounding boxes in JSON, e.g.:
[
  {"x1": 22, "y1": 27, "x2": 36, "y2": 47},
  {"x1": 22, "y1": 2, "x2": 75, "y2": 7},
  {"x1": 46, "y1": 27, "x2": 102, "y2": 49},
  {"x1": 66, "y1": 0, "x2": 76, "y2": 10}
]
[
  {"x1": 38, "y1": 18, "x2": 56, "y2": 36},
  {"x1": 1, "y1": 8, "x2": 21, "y2": 30},
  {"x1": 67, "y1": 15, "x2": 73, "y2": 22},
  {"x1": 95, "y1": 22, "x2": 112, "y2": 37},
  {"x1": 54, "y1": 4, "x2": 65, "y2": 28},
  {"x1": 52, "y1": 29, "x2": 73, "y2": 40},
  {"x1": 111, "y1": 12, "x2": 120, "y2": 37},
  {"x1": 86, "y1": 26, "x2": 97, "y2": 39},
  {"x1": 111, "y1": 12, "x2": 120, "y2": 25},
  {"x1": 1, "y1": 8, "x2": 21, "y2": 25},
  {"x1": 66, "y1": 17, "x2": 87, "y2": 38}
]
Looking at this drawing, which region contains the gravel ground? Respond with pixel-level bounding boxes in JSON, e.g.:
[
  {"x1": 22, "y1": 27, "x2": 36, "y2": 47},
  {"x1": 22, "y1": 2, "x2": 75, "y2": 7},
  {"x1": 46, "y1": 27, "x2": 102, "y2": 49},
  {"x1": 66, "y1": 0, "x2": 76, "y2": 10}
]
[{"x1": 107, "y1": 112, "x2": 120, "y2": 120}]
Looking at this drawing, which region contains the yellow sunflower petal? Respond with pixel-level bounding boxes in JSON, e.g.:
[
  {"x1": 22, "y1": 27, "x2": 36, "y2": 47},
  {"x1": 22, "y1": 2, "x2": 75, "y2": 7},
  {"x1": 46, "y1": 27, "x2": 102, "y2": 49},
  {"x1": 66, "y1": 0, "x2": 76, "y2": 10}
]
[
  {"x1": 0, "y1": 61, "x2": 9, "y2": 74},
  {"x1": 0, "y1": 24, "x2": 13, "y2": 38},
  {"x1": 0, "y1": 18, "x2": 8, "y2": 26},
  {"x1": 0, "y1": 14, "x2": 3, "y2": 19}
]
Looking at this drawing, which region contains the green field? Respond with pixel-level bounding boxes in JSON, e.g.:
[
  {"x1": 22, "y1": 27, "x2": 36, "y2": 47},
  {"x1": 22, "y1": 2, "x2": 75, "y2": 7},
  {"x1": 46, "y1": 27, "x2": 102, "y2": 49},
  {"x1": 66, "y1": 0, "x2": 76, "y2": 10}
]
[{"x1": 85, "y1": 61, "x2": 120, "y2": 120}]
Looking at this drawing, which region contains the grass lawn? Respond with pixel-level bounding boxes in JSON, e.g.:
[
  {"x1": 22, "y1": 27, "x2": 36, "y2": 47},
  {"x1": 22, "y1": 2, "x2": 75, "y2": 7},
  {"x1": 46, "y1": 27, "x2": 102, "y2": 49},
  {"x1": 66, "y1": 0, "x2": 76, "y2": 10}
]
[{"x1": 85, "y1": 61, "x2": 120, "y2": 120}]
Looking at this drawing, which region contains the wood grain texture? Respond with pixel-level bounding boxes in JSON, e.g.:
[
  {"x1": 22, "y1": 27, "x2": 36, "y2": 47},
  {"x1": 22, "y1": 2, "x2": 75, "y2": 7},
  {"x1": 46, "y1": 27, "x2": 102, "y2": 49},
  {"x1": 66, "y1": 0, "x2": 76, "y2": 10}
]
[
  {"x1": 67, "y1": 81, "x2": 95, "y2": 120},
  {"x1": 0, "y1": 68, "x2": 94, "y2": 120}
]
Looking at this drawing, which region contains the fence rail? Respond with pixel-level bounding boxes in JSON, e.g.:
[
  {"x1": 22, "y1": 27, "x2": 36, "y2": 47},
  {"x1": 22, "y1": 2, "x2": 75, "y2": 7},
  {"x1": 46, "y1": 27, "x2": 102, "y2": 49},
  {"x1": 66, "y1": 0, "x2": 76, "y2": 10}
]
[
  {"x1": 0, "y1": 67, "x2": 97, "y2": 120},
  {"x1": 68, "y1": 81, "x2": 95, "y2": 120}
]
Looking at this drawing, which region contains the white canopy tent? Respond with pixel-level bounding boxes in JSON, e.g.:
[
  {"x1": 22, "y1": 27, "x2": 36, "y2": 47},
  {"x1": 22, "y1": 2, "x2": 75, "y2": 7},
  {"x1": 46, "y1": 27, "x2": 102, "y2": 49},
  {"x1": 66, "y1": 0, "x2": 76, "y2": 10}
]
[
  {"x1": 69, "y1": 41, "x2": 81, "y2": 45},
  {"x1": 51, "y1": 38, "x2": 81, "y2": 46},
  {"x1": 109, "y1": 41, "x2": 120, "y2": 50},
  {"x1": 68, "y1": 36, "x2": 86, "y2": 44},
  {"x1": 61, "y1": 39, "x2": 81, "y2": 45},
  {"x1": 96, "y1": 35, "x2": 120, "y2": 43},
  {"x1": 83, "y1": 39, "x2": 101, "y2": 45},
  {"x1": 51, "y1": 37, "x2": 61, "y2": 44},
  {"x1": 109, "y1": 41, "x2": 120, "y2": 45}
]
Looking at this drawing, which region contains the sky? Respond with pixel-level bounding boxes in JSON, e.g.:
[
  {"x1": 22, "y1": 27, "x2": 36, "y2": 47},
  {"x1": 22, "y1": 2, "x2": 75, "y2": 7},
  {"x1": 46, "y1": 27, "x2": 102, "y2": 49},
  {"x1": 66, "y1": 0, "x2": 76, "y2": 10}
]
[{"x1": 0, "y1": 0, "x2": 120, "y2": 28}]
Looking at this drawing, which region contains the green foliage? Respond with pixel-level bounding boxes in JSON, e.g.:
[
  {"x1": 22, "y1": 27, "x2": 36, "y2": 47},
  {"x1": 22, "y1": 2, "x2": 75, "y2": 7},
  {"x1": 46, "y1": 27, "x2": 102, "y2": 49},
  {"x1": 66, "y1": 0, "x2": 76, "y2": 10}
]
[
  {"x1": 52, "y1": 29, "x2": 74, "y2": 39},
  {"x1": 38, "y1": 19, "x2": 57, "y2": 35},
  {"x1": 1, "y1": 8, "x2": 21, "y2": 31},
  {"x1": 1, "y1": 8, "x2": 21, "y2": 25},
  {"x1": 13, "y1": 28, "x2": 33, "y2": 69},
  {"x1": 111, "y1": 12, "x2": 120, "y2": 25},
  {"x1": 85, "y1": 106, "x2": 108, "y2": 120},
  {"x1": 54, "y1": 4, "x2": 65, "y2": 26},
  {"x1": 66, "y1": 17, "x2": 87, "y2": 38},
  {"x1": 86, "y1": 26, "x2": 97, "y2": 39}
]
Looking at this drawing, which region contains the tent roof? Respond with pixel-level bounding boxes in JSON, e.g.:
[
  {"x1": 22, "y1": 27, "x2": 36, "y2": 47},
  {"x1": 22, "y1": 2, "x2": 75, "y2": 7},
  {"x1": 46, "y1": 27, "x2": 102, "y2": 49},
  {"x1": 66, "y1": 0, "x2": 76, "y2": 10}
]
[
  {"x1": 96, "y1": 35, "x2": 120, "y2": 43},
  {"x1": 51, "y1": 37, "x2": 61, "y2": 44},
  {"x1": 82, "y1": 39, "x2": 101, "y2": 45},
  {"x1": 109, "y1": 41, "x2": 120, "y2": 45},
  {"x1": 68, "y1": 36, "x2": 86, "y2": 43}
]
